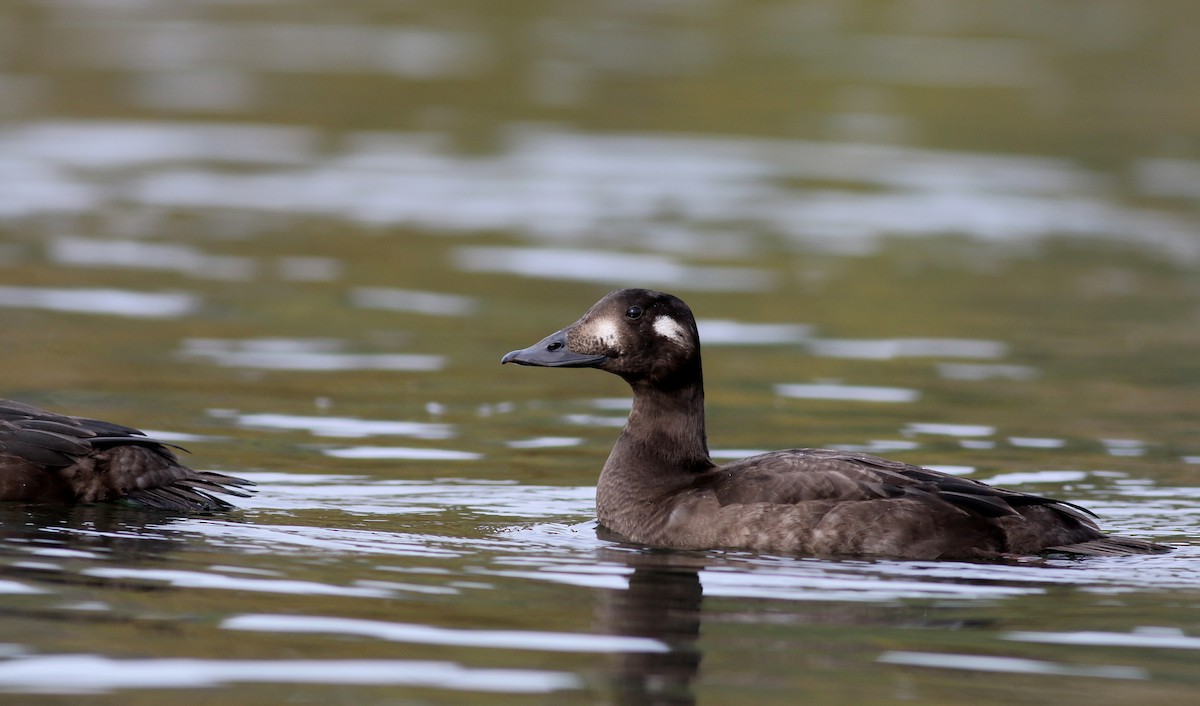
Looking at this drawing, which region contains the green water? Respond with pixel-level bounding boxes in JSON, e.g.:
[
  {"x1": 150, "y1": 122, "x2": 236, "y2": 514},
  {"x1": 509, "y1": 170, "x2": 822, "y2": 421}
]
[{"x1": 0, "y1": 1, "x2": 1199, "y2": 704}]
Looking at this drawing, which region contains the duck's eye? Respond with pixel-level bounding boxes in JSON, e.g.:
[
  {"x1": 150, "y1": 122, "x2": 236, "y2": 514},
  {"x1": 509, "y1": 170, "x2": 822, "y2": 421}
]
[{"x1": 625, "y1": 306, "x2": 643, "y2": 320}]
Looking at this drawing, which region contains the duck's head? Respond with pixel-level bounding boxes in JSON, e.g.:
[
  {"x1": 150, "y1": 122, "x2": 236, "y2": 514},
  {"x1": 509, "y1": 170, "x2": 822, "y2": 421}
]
[{"x1": 501, "y1": 288, "x2": 701, "y2": 385}]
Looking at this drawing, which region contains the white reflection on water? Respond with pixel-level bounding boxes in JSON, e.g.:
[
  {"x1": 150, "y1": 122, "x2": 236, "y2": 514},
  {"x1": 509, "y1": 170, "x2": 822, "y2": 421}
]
[
  {"x1": 181, "y1": 338, "x2": 444, "y2": 371},
  {"x1": 139, "y1": 429, "x2": 225, "y2": 443},
  {"x1": 0, "y1": 580, "x2": 42, "y2": 595},
  {"x1": 877, "y1": 651, "x2": 1146, "y2": 680},
  {"x1": 981, "y1": 470, "x2": 1089, "y2": 486},
  {"x1": 323, "y1": 446, "x2": 482, "y2": 461},
  {"x1": 223, "y1": 613, "x2": 667, "y2": 653},
  {"x1": 697, "y1": 563, "x2": 1036, "y2": 602},
  {"x1": 774, "y1": 383, "x2": 919, "y2": 403},
  {"x1": 835, "y1": 439, "x2": 921, "y2": 454},
  {"x1": 224, "y1": 472, "x2": 596, "y2": 520},
  {"x1": 564, "y1": 413, "x2": 629, "y2": 427},
  {"x1": 225, "y1": 412, "x2": 454, "y2": 439},
  {"x1": 697, "y1": 319, "x2": 813, "y2": 345},
  {"x1": 709, "y1": 448, "x2": 769, "y2": 460},
  {"x1": 591, "y1": 398, "x2": 633, "y2": 410},
  {"x1": 184, "y1": 522, "x2": 470, "y2": 559},
  {"x1": 808, "y1": 337, "x2": 1006, "y2": 360},
  {"x1": 81, "y1": 567, "x2": 390, "y2": 598},
  {"x1": 1005, "y1": 627, "x2": 1200, "y2": 650},
  {"x1": 903, "y1": 422, "x2": 995, "y2": 437},
  {"x1": 454, "y1": 246, "x2": 773, "y2": 292},
  {"x1": 7, "y1": 121, "x2": 315, "y2": 167},
  {"x1": 506, "y1": 436, "x2": 583, "y2": 449},
  {"x1": 1103, "y1": 439, "x2": 1146, "y2": 457},
  {"x1": 0, "y1": 286, "x2": 197, "y2": 318},
  {"x1": 924, "y1": 465, "x2": 975, "y2": 476},
  {"x1": 350, "y1": 287, "x2": 476, "y2": 316},
  {"x1": 0, "y1": 654, "x2": 577, "y2": 694},
  {"x1": 49, "y1": 236, "x2": 256, "y2": 280}
]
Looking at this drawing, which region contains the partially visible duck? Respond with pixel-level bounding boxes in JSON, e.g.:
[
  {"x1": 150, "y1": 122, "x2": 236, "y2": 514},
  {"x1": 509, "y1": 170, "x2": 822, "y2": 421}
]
[
  {"x1": 502, "y1": 288, "x2": 1168, "y2": 560},
  {"x1": 0, "y1": 398, "x2": 253, "y2": 510}
]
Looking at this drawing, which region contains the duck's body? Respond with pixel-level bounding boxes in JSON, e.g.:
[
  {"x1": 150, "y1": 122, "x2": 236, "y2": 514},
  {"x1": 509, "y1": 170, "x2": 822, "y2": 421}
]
[
  {"x1": 0, "y1": 398, "x2": 252, "y2": 511},
  {"x1": 503, "y1": 288, "x2": 1167, "y2": 560}
]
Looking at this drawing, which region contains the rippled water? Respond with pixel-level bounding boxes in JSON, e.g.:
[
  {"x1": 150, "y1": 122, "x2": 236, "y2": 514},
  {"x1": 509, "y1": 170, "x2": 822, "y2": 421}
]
[{"x1": 2, "y1": 1, "x2": 1200, "y2": 704}]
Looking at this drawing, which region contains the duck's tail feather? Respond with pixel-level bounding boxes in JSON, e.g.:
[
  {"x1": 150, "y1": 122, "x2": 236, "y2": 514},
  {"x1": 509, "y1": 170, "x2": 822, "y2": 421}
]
[
  {"x1": 1047, "y1": 535, "x2": 1171, "y2": 556},
  {"x1": 126, "y1": 471, "x2": 256, "y2": 512}
]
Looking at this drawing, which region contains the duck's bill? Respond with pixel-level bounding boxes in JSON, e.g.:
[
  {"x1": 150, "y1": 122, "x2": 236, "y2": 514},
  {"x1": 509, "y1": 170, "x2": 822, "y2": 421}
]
[{"x1": 501, "y1": 330, "x2": 608, "y2": 368}]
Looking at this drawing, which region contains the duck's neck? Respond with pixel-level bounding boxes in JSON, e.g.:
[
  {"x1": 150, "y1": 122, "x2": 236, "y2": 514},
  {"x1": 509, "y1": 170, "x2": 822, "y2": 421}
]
[
  {"x1": 622, "y1": 381, "x2": 712, "y2": 469},
  {"x1": 596, "y1": 368, "x2": 715, "y2": 528}
]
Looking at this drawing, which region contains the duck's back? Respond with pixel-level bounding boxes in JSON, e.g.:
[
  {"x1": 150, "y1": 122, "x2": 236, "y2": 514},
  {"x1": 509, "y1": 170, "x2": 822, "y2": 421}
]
[{"x1": 0, "y1": 399, "x2": 252, "y2": 510}]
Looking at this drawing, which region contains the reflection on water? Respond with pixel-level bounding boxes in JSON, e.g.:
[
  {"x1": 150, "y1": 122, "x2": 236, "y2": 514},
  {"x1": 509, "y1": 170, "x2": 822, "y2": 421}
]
[
  {"x1": 223, "y1": 613, "x2": 667, "y2": 653},
  {"x1": 0, "y1": 471, "x2": 1197, "y2": 700},
  {"x1": 596, "y1": 552, "x2": 704, "y2": 706},
  {"x1": 323, "y1": 446, "x2": 482, "y2": 461},
  {"x1": 808, "y1": 337, "x2": 1006, "y2": 360},
  {"x1": 5, "y1": 121, "x2": 1200, "y2": 268},
  {"x1": 0, "y1": 654, "x2": 578, "y2": 694},
  {"x1": 225, "y1": 412, "x2": 454, "y2": 439},
  {"x1": 775, "y1": 382, "x2": 920, "y2": 403},
  {"x1": 181, "y1": 338, "x2": 445, "y2": 372},
  {"x1": 904, "y1": 422, "x2": 995, "y2": 437},
  {"x1": 0, "y1": 286, "x2": 197, "y2": 318},
  {"x1": 505, "y1": 436, "x2": 582, "y2": 449},
  {"x1": 83, "y1": 567, "x2": 392, "y2": 598},
  {"x1": 350, "y1": 287, "x2": 477, "y2": 317},
  {"x1": 455, "y1": 246, "x2": 773, "y2": 292},
  {"x1": 1006, "y1": 628, "x2": 1200, "y2": 651},
  {"x1": 696, "y1": 319, "x2": 812, "y2": 346},
  {"x1": 2, "y1": 1, "x2": 1200, "y2": 704},
  {"x1": 49, "y1": 236, "x2": 257, "y2": 280},
  {"x1": 937, "y1": 363, "x2": 1039, "y2": 381},
  {"x1": 877, "y1": 650, "x2": 1146, "y2": 680}
]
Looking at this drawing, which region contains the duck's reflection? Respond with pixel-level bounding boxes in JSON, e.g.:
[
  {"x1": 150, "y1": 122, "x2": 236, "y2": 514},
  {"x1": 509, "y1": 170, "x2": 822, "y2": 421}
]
[
  {"x1": 0, "y1": 504, "x2": 191, "y2": 584},
  {"x1": 596, "y1": 544, "x2": 706, "y2": 706},
  {"x1": 593, "y1": 541, "x2": 1020, "y2": 705}
]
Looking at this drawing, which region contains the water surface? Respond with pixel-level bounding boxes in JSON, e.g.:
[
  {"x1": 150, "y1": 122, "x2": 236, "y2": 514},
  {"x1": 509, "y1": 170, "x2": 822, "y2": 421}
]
[{"x1": 1, "y1": 1, "x2": 1199, "y2": 704}]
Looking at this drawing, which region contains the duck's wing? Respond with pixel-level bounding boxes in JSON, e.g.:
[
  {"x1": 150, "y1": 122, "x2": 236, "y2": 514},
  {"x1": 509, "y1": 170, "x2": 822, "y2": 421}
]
[
  {"x1": 0, "y1": 398, "x2": 254, "y2": 510},
  {"x1": 0, "y1": 398, "x2": 181, "y2": 465},
  {"x1": 705, "y1": 448, "x2": 1095, "y2": 523}
]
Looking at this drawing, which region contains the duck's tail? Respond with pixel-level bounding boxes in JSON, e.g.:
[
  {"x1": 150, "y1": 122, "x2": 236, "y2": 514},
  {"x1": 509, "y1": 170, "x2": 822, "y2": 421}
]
[
  {"x1": 125, "y1": 470, "x2": 255, "y2": 511},
  {"x1": 1047, "y1": 535, "x2": 1171, "y2": 556}
]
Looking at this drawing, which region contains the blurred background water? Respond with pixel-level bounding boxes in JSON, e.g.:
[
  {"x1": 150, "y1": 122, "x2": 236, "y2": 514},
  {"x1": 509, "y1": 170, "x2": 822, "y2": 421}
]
[{"x1": 1, "y1": 1, "x2": 1199, "y2": 704}]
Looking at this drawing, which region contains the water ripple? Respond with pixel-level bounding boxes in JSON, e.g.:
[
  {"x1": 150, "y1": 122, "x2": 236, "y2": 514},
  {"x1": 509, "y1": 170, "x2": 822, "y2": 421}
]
[
  {"x1": 226, "y1": 412, "x2": 454, "y2": 439},
  {"x1": 181, "y1": 338, "x2": 443, "y2": 372},
  {"x1": 0, "y1": 654, "x2": 577, "y2": 694},
  {"x1": 223, "y1": 613, "x2": 668, "y2": 653},
  {"x1": 878, "y1": 651, "x2": 1146, "y2": 680},
  {"x1": 0, "y1": 286, "x2": 197, "y2": 319}
]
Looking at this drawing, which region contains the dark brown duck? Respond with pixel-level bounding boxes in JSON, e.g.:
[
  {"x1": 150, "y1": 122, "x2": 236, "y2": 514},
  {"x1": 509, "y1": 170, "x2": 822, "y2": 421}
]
[
  {"x1": 502, "y1": 288, "x2": 1169, "y2": 560},
  {"x1": 0, "y1": 398, "x2": 253, "y2": 511}
]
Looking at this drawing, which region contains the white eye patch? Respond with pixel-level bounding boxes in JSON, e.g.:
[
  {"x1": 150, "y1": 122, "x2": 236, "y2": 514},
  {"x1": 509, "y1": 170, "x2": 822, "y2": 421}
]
[{"x1": 653, "y1": 315, "x2": 688, "y2": 346}]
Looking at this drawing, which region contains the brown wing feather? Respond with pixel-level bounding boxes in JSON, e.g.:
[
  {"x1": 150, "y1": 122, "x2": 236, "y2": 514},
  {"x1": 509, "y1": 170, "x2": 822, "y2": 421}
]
[
  {"x1": 702, "y1": 447, "x2": 1106, "y2": 549},
  {"x1": 0, "y1": 398, "x2": 253, "y2": 510}
]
